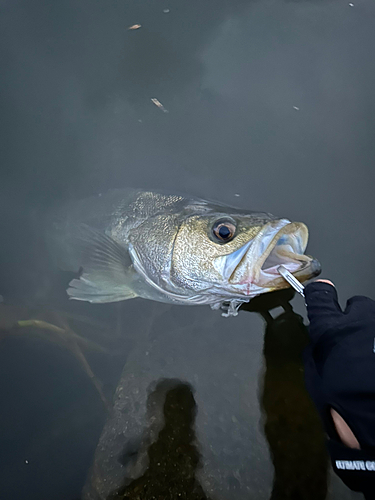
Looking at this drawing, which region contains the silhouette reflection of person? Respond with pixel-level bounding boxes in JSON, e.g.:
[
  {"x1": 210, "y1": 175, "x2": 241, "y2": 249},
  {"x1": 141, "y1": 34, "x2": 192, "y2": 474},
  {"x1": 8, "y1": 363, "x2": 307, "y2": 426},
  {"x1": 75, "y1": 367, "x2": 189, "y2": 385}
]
[
  {"x1": 242, "y1": 290, "x2": 329, "y2": 499},
  {"x1": 104, "y1": 296, "x2": 333, "y2": 500},
  {"x1": 304, "y1": 280, "x2": 375, "y2": 500},
  {"x1": 108, "y1": 381, "x2": 212, "y2": 500}
]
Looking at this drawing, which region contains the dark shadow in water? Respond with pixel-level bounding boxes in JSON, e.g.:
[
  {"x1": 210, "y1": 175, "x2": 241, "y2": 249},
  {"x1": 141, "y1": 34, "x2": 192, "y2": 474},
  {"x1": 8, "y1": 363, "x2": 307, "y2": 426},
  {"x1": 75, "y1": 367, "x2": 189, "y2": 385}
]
[
  {"x1": 107, "y1": 380, "x2": 212, "y2": 500},
  {"x1": 242, "y1": 291, "x2": 329, "y2": 499},
  {"x1": 106, "y1": 290, "x2": 328, "y2": 500}
]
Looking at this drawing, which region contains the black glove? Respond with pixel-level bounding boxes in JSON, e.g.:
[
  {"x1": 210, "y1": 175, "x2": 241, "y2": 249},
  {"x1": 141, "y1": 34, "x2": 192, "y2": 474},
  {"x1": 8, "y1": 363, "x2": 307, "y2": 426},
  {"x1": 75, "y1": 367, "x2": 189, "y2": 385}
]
[
  {"x1": 305, "y1": 281, "x2": 375, "y2": 369},
  {"x1": 303, "y1": 281, "x2": 375, "y2": 497}
]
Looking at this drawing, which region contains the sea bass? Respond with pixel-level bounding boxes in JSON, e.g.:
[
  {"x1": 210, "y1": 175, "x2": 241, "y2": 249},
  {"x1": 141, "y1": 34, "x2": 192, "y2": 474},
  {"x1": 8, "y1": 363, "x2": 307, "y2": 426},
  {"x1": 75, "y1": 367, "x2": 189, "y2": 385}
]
[{"x1": 47, "y1": 189, "x2": 320, "y2": 316}]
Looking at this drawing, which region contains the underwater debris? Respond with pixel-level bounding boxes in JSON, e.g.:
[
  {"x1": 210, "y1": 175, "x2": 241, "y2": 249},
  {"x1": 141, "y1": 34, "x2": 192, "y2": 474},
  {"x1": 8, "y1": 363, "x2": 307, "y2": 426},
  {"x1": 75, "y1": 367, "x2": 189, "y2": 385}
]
[{"x1": 0, "y1": 305, "x2": 118, "y2": 410}]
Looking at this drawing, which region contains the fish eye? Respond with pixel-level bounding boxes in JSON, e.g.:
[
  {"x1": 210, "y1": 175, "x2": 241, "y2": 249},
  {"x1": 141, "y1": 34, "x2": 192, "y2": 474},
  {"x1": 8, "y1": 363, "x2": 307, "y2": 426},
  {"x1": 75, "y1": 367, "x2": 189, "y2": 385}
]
[{"x1": 212, "y1": 219, "x2": 236, "y2": 243}]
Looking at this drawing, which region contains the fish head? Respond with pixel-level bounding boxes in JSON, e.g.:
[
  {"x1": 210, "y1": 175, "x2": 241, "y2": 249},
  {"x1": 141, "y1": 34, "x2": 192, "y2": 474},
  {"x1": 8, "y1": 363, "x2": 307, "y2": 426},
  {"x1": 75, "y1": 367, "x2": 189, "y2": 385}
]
[
  {"x1": 169, "y1": 209, "x2": 320, "y2": 304},
  {"x1": 128, "y1": 200, "x2": 320, "y2": 309}
]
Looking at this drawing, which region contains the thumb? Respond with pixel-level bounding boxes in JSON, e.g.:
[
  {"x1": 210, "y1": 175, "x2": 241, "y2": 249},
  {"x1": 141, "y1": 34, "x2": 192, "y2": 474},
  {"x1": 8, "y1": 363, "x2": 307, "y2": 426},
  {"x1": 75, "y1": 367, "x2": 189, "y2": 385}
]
[{"x1": 304, "y1": 281, "x2": 344, "y2": 343}]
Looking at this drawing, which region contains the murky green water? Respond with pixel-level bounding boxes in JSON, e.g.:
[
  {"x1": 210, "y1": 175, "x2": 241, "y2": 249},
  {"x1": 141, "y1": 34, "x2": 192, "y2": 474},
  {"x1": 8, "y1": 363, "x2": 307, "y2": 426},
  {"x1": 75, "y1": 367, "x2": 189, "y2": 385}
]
[{"x1": 1, "y1": 0, "x2": 374, "y2": 498}]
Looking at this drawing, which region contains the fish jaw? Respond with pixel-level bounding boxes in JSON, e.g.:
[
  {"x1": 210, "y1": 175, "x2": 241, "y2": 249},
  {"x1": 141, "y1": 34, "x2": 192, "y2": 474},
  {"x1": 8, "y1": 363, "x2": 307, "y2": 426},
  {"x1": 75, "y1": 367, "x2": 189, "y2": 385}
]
[{"x1": 214, "y1": 219, "x2": 320, "y2": 297}]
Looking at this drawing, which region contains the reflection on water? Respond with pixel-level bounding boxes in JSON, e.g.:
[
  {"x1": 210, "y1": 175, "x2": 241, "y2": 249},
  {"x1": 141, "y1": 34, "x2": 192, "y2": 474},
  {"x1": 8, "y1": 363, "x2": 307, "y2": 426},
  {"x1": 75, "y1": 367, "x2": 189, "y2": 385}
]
[
  {"x1": 243, "y1": 294, "x2": 328, "y2": 499},
  {"x1": 108, "y1": 380, "x2": 211, "y2": 500},
  {"x1": 79, "y1": 290, "x2": 329, "y2": 500}
]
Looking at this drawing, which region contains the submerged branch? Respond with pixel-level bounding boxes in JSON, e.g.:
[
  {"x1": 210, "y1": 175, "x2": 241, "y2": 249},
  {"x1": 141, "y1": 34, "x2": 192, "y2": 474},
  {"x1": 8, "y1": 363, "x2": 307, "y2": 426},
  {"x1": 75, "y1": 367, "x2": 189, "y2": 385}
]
[{"x1": 0, "y1": 308, "x2": 114, "y2": 411}]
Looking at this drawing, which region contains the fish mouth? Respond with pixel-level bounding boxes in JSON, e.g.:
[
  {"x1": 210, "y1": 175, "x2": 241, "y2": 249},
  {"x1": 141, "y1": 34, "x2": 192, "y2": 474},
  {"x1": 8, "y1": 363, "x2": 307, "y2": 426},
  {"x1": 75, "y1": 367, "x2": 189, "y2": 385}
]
[
  {"x1": 217, "y1": 219, "x2": 320, "y2": 295},
  {"x1": 252, "y1": 220, "x2": 320, "y2": 288}
]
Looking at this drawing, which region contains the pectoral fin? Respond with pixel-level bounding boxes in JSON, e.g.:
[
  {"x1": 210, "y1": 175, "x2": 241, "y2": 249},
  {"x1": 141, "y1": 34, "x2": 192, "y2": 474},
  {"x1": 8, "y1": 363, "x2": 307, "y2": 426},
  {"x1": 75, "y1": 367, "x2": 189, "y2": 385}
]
[{"x1": 67, "y1": 225, "x2": 138, "y2": 303}]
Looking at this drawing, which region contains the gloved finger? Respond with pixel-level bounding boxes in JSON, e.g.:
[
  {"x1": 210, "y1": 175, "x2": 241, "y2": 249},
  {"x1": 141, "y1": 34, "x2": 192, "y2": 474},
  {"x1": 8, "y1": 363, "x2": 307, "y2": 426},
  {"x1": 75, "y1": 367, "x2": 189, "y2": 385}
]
[
  {"x1": 344, "y1": 295, "x2": 375, "y2": 319},
  {"x1": 305, "y1": 282, "x2": 342, "y2": 316},
  {"x1": 304, "y1": 281, "x2": 344, "y2": 342}
]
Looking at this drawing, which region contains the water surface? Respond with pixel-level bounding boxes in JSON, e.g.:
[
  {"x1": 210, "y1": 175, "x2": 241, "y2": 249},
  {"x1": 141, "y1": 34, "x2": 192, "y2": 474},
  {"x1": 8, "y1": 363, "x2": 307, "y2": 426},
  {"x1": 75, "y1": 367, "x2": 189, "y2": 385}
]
[{"x1": 1, "y1": 0, "x2": 374, "y2": 498}]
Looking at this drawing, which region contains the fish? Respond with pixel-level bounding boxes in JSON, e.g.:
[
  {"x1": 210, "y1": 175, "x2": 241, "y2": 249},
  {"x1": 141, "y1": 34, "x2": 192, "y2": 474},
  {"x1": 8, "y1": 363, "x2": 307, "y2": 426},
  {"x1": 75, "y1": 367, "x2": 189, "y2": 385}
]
[{"x1": 46, "y1": 189, "x2": 320, "y2": 317}]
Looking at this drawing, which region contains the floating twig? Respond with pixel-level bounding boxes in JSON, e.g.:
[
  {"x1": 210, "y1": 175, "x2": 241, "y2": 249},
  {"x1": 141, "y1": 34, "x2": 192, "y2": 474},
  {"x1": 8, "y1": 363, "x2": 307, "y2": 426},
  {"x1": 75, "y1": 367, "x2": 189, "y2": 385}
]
[{"x1": 151, "y1": 98, "x2": 169, "y2": 113}]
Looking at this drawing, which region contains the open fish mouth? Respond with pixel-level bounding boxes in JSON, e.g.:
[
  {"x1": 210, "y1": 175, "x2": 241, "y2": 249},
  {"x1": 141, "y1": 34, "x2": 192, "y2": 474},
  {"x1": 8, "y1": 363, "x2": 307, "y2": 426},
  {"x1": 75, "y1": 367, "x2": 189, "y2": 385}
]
[
  {"x1": 216, "y1": 219, "x2": 320, "y2": 294},
  {"x1": 251, "y1": 220, "x2": 320, "y2": 288}
]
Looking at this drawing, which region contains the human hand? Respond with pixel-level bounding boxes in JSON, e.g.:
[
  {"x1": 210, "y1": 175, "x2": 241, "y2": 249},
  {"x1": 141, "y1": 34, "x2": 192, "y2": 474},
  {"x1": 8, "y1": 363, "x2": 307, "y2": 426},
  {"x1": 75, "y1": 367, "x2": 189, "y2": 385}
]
[{"x1": 304, "y1": 280, "x2": 375, "y2": 344}]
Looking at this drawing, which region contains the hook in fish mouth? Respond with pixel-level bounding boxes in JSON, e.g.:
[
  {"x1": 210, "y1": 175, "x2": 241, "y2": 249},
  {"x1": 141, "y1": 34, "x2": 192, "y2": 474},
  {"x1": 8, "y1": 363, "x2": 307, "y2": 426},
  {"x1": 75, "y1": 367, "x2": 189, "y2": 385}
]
[{"x1": 214, "y1": 219, "x2": 320, "y2": 295}]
